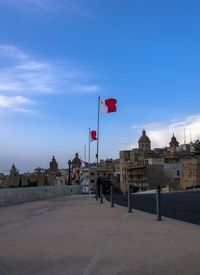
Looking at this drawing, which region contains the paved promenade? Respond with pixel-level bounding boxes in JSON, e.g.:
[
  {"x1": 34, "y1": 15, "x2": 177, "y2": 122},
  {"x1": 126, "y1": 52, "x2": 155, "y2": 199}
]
[{"x1": 0, "y1": 195, "x2": 200, "y2": 275}]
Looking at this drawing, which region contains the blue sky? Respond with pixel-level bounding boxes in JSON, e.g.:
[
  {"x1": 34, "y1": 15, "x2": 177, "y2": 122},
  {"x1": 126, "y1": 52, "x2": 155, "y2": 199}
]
[{"x1": 1, "y1": 0, "x2": 200, "y2": 172}]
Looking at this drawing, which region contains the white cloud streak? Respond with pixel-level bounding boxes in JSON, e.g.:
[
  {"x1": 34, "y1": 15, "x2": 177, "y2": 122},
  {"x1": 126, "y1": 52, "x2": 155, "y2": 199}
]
[
  {"x1": 73, "y1": 84, "x2": 99, "y2": 93},
  {"x1": 131, "y1": 114, "x2": 200, "y2": 148},
  {"x1": 26, "y1": 0, "x2": 51, "y2": 10},
  {"x1": 10, "y1": 0, "x2": 88, "y2": 16},
  {"x1": 0, "y1": 44, "x2": 99, "y2": 113},
  {"x1": 0, "y1": 45, "x2": 98, "y2": 95},
  {"x1": 0, "y1": 95, "x2": 34, "y2": 113}
]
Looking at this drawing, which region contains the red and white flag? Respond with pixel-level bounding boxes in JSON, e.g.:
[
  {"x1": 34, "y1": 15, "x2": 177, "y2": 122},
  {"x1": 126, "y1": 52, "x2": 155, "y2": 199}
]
[
  {"x1": 90, "y1": 130, "x2": 97, "y2": 141},
  {"x1": 100, "y1": 98, "x2": 117, "y2": 114},
  {"x1": 81, "y1": 160, "x2": 89, "y2": 168}
]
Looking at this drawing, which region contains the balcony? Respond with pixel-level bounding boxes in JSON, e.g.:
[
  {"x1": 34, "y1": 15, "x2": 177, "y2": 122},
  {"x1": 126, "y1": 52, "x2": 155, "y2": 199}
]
[{"x1": 126, "y1": 161, "x2": 146, "y2": 169}]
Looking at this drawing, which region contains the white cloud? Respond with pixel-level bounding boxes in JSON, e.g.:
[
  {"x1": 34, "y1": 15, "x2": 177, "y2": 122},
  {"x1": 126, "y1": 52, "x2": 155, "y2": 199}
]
[
  {"x1": 73, "y1": 84, "x2": 99, "y2": 93},
  {"x1": 0, "y1": 44, "x2": 99, "y2": 95},
  {"x1": 131, "y1": 114, "x2": 200, "y2": 148},
  {"x1": 7, "y1": 0, "x2": 88, "y2": 16},
  {"x1": 26, "y1": 0, "x2": 51, "y2": 10},
  {"x1": 0, "y1": 95, "x2": 34, "y2": 112},
  {"x1": 0, "y1": 44, "x2": 99, "y2": 114},
  {"x1": 0, "y1": 45, "x2": 28, "y2": 60}
]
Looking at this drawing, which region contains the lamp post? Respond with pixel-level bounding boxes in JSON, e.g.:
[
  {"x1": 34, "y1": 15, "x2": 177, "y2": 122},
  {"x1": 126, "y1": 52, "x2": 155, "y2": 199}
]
[{"x1": 68, "y1": 159, "x2": 71, "y2": 185}]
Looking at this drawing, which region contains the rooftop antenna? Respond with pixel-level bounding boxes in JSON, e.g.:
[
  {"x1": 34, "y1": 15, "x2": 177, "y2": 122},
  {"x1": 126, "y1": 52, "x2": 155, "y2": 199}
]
[
  {"x1": 184, "y1": 128, "x2": 186, "y2": 144},
  {"x1": 84, "y1": 144, "x2": 86, "y2": 162}
]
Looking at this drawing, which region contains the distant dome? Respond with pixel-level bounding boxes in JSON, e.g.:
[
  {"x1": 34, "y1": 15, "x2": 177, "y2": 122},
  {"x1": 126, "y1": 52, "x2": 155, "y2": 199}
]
[
  {"x1": 11, "y1": 164, "x2": 17, "y2": 171},
  {"x1": 49, "y1": 156, "x2": 58, "y2": 173},
  {"x1": 169, "y1": 134, "x2": 179, "y2": 147},
  {"x1": 72, "y1": 153, "x2": 81, "y2": 169},
  {"x1": 138, "y1": 130, "x2": 151, "y2": 150},
  {"x1": 138, "y1": 130, "x2": 150, "y2": 143}
]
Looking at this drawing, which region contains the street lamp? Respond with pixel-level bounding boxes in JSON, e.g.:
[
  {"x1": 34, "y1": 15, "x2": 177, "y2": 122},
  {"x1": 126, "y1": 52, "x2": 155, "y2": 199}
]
[{"x1": 68, "y1": 159, "x2": 71, "y2": 185}]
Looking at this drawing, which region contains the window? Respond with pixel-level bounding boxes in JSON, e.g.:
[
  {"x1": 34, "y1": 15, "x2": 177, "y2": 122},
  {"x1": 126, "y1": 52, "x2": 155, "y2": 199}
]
[{"x1": 177, "y1": 170, "x2": 180, "y2": 176}]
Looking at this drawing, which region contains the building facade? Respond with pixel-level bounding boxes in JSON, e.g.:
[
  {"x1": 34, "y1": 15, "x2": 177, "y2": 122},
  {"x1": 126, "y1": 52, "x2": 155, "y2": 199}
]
[
  {"x1": 71, "y1": 153, "x2": 82, "y2": 184},
  {"x1": 180, "y1": 157, "x2": 200, "y2": 189},
  {"x1": 120, "y1": 130, "x2": 192, "y2": 193}
]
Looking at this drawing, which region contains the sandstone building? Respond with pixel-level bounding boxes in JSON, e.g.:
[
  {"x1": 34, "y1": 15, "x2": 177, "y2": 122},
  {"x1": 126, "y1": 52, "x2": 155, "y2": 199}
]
[
  {"x1": 7, "y1": 164, "x2": 20, "y2": 187},
  {"x1": 180, "y1": 157, "x2": 200, "y2": 189},
  {"x1": 71, "y1": 153, "x2": 82, "y2": 184},
  {"x1": 48, "y1": 156, "x2": 58, "y2": 185},
  {"x1": 120, "y1": 130, "x2": 191, "y2": 193}
]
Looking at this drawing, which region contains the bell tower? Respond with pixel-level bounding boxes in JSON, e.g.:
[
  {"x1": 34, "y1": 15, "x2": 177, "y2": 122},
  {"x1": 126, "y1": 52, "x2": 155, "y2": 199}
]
[
  {"x1": 9, "y1": 164, "x2": 20, "y2": 187},
  {"x1": 49, "y1": 156, "x2": 58, "y2": 174},
  {"x1": 169, "y1": 134, "x2": 179, "y2": 153}
]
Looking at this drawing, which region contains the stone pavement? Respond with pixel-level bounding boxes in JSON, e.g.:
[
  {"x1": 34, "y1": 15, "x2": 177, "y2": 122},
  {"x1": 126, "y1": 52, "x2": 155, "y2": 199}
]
[{"x1": 0, "y1": 195, "x2": 200, "y2": 275}]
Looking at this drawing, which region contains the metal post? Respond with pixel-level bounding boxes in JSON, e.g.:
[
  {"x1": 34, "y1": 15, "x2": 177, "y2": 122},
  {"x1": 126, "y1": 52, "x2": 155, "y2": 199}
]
[
  {"x1": 156, "y1": 185, "x2": 161, "y2": 221},
  {"x1": 96, "y1": 183, "x2": 98, "y2": 200},
  {"x1": 110, "y1": 184, "x2": 114, "y2": 207},
  {"x1": 128, "y1": 184, "x2": 132, "y2": 213},
  {"x1": 100, "y1": 183, "x2": 103, "y2": 204},
  {"x1": 68, "y1": 160, "x2": 71, "y2": 185}
]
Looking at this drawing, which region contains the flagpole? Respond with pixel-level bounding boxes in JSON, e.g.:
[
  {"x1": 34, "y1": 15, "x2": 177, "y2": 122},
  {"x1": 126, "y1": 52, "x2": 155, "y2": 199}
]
[
  {"x1": 88, "y1": 128, "x2": 91, "y2": 169},
  {"x1": 97, "y1": 96, "x2": 100, "y2": 166},
  {"x1": 96, "y1": 96, "x2": 100, "y2": 200}
]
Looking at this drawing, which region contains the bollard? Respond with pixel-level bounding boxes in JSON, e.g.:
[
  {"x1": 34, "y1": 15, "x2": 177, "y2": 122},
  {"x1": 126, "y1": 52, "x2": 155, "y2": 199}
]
[
  {"x1": 100, "y1": 183, "x2": 103, "y2": 204},
  {"x1": 110, "y1": 184, "x2": 114, "y2": 208},
  {"x1": 156, "y1": 185, "x2": 161, "y2": 221},
  {"x1": 96, "y1": 183, "x2": 98, "y2": 200},
  {"x1": 128, "y1": 184, "x2": 132, "y2": 213}
]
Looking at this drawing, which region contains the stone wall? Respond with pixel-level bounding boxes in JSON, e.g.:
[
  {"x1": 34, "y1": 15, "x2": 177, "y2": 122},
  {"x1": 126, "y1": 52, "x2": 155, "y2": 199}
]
[
  {"x1": 180, "y1": 157, "x2": 200, "y2": 189},
  {"x1": 0, "y1": 185, "x2": 82, "y2": 206}
]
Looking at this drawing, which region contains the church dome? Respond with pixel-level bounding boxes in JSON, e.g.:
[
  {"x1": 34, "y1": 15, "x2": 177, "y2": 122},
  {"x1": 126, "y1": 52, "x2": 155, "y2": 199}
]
[
  {"x1": 138, "y1": 130, "x2": 150, "y2": 143},
  {"x1": 169, "y1": 134, "x2": 179, "y2": 147},
  {"x1": 11, "y1": 164, "x2": 17, "y2": 171},
  {"x1": 138, "y1": 130, "x2": 151, "y2": 150},
  {"x1": 72, "y1": 153, "x2": 81, "y2": 169}
]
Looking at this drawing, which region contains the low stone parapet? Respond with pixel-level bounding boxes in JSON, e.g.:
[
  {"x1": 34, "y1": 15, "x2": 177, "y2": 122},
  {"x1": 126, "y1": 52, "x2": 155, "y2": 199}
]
[{"x1": 0, "y1": 185, "x2": 82, "y2": 206}]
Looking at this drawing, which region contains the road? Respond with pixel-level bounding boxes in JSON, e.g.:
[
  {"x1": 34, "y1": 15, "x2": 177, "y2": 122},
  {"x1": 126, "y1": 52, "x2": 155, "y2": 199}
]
[
  {"x1": 1, "y1": 194, "x2": 200, "y2": 275},
  {"x1": 106, "y1": 190, "x2": 200, "y2": 225}
]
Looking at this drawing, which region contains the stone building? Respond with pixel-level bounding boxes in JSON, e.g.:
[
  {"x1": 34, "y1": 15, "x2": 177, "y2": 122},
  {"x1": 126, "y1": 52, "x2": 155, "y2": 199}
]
[
  {"x1": 138, "y1": 130, "x2": 151, "y2": 151},
  {"x1": 169, "y1": 134, "x2": 179, "y2": 153},
  {"x1": 88, "y1": 159, "x2": 120, "y2": 193},
  {"x1": 180, "y1": 157, "x2": 200, "y2": 190},
  {"x1": 49, "y1": 156, "x2": 58, "y2": 174},
  {"x1": 0, "y1": 173, "x2": 6, "y2": 188},
  {"x1": 120, "y1": 149, "x2": 166, "y2": 193},
  {"x1": 5, "y1": 164, "x2": 48, "y2": 188},
  {"x1": 21, "y1": 168, "x2": 48, "y2": 187},
  {"x1": 6, "y1": 164, "x2": 20, "y2": 187},
  {"x1": 48, "y1": 156, "x2": 58, "y2": 185},
  {"x1": 119, "y1": 130, "x2": 188, "y2": 193},
  {"x1": 71, "y1": 153, "x2": 81, "y2": 183},
  {"x1": 89, "y1": 162, "x2": 113, "y2": 186}
]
